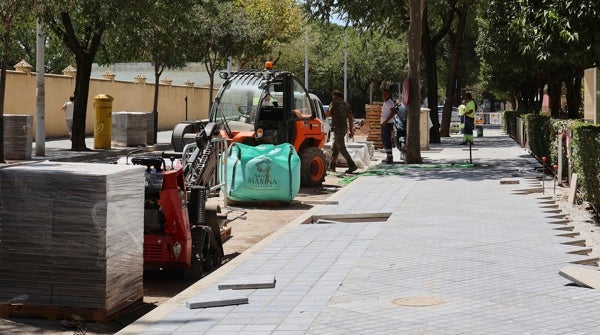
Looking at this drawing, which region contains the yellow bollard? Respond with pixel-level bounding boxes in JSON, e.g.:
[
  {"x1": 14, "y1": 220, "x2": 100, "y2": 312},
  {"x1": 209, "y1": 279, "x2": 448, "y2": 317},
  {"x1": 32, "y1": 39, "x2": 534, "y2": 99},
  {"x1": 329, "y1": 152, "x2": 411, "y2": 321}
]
[{"x1": 94, "y1": 94, "x2": 114, "y2": 149}]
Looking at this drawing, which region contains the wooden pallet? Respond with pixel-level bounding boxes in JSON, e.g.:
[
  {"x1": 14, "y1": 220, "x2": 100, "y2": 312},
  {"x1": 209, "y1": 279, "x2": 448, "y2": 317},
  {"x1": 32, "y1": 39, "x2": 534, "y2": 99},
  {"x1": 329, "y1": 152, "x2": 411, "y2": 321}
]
[
  {"x1": 0, "y1": 297, "x2": 144, "y2": 323},
  {"x1": 365, "y1": 104, "x2": 383, "y2": 149}
]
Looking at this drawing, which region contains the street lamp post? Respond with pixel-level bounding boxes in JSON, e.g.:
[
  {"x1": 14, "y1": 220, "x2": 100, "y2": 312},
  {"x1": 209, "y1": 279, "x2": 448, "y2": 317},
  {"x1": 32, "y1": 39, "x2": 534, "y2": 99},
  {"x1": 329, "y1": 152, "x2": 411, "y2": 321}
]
[{"x1": 343, "y1": 30, "x2": 348, "y2": 101}]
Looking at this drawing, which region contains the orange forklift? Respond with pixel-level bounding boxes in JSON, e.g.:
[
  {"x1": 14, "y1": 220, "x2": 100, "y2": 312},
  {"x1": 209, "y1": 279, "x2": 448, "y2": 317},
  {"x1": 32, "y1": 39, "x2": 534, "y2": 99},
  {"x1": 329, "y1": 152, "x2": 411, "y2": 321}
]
[{"x1": 172, "y1": 63, "x2": 328, "y2": 187}]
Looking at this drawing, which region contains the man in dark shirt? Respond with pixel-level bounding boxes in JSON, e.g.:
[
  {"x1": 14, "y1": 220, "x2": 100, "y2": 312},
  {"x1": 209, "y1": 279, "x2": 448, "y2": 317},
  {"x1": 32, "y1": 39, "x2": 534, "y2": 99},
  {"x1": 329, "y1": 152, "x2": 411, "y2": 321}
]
[{"x1": 326, "y1": 90, "x2": 358, "y2": 174}]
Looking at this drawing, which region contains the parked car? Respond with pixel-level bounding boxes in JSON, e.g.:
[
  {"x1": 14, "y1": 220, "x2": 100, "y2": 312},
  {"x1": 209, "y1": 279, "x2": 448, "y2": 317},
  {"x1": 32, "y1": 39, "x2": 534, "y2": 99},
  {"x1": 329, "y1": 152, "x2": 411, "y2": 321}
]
[{"x1": 309, "y1": 94, "x2": 331, "y2": 142}]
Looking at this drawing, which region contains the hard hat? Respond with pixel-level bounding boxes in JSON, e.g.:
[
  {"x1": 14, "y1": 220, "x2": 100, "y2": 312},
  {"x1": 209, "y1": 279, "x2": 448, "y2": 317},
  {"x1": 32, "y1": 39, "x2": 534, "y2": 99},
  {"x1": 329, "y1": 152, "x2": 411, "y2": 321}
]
[{"x1": 264, "y1": 61, "x2": 273, "y2": 70}]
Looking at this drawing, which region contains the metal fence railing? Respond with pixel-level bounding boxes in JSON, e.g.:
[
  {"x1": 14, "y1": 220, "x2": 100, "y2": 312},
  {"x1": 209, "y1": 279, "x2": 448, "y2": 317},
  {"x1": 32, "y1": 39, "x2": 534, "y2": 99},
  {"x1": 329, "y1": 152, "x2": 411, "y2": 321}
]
[{"x1": 476, "y1": 112, "x2": 502, "y2": 125}]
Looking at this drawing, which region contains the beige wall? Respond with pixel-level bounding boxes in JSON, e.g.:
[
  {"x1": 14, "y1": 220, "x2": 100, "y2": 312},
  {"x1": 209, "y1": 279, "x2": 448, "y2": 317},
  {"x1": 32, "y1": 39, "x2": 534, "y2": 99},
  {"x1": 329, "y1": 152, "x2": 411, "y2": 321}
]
[
  {"x1": 5, "y1": 70, "x2": 217, "y2": 139},
  {"x1": 584, "y1": 67, "x2": 599, "y2": 123}
]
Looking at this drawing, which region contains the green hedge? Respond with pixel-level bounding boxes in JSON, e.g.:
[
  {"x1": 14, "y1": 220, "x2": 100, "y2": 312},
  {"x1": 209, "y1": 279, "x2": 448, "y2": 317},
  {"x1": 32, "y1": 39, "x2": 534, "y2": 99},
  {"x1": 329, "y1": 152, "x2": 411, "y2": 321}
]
[
  {"x1": 571, "y1": 122, "x2": 600, "y2": 210},
  {"x1": 522, "y1": 114, "x2": 552, "y2": 162},
  {"x1": 549, "y1": 119, "x2": 579, "y2": 181},
  {"x1": 518, "y1": 117, "x2": 600, "y2": 207},
  {"x1": 503, "y1": 110, "x2": 525, "y2": 138}
]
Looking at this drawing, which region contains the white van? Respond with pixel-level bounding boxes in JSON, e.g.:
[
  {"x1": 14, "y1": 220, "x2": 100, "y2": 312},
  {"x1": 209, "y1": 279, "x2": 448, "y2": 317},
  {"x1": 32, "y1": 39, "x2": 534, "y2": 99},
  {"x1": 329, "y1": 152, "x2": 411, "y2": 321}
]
[{"x1": 309, "y1": 93, "x2": 331, "y2": 142}]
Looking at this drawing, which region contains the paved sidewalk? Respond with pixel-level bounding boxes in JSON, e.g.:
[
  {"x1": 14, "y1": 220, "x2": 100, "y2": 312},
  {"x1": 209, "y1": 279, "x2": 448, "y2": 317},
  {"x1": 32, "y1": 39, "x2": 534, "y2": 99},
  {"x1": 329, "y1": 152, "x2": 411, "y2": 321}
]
[{"x1": 118, "y1": 127, "x2": 600, "y2": 334}]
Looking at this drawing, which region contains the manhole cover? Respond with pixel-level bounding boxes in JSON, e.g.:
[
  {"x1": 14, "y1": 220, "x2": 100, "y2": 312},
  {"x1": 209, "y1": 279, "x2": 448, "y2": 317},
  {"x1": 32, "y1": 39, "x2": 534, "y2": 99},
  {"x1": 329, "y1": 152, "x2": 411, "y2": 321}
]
[{"x1": 392, "y1": 295, "x2": 445, "y2": 307}]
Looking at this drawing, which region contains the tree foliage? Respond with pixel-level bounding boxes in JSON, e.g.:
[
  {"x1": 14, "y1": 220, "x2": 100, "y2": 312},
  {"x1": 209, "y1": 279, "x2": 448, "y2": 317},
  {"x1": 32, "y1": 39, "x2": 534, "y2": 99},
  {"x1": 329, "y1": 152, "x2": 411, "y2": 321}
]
[
  {"x1": 479, "y1": 0, "x2": 600, "y2": 116},
  {"x1": 102, "y1": 0, "x2": 194, "y2": 142},
  {"x1": 235, "y1": 0, "x2": 303, "y2": 64},
  {"x1": 10, "y1": 15, "x2": 72, "y2": 74},
  {"x1": 477, "y1": 0, "x2": 536, "y2": 110},
  {"x1": 41, "y1": 0, "x2": 131, "y2": 150},
  {"x1": 276, "y1": 22, "x2": 407, "y2": 113},
  {"x1": 305, "y1": 0, "x2": 408, "y2": 34},
  {"x1": 514, "y1": 0, "x2": 600, "y2": 117},
  {"x1": 186, "y1": 0, "x2": 268, "y2": 105}
]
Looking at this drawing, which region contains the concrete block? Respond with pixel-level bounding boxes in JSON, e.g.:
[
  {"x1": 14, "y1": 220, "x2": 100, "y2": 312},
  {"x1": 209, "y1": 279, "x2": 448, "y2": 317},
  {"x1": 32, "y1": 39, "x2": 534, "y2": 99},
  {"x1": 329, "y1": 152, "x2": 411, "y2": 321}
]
[
  {"x1": 218, "y1": 275, "x2": 276, "y2": 290},
  {"x1": 568, "y1": 173, "x2": 578, "y2": 204},
  {"x1": 559, "y1": 266, "x2": 600, "y2": 289},
  {"x1": 186, "y1": 292, "x2": 249, "y2": 309}
]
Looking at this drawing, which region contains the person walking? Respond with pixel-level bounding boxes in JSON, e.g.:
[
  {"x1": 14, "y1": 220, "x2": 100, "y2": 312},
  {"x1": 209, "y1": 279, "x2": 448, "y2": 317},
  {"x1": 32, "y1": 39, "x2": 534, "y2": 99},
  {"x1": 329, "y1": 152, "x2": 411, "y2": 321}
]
[
  {"x1": 380, "y1": 88, "x2": 396, "y2": 163},
  {"x1": 461, "y1": 93, "x2": 476, "y2": 145},
  {"x1": 60, "y1": 95, "x2": 74, "y2": 135},
  {"x1": 326, "y1": 90, "x2": 358, "y2": 174}
]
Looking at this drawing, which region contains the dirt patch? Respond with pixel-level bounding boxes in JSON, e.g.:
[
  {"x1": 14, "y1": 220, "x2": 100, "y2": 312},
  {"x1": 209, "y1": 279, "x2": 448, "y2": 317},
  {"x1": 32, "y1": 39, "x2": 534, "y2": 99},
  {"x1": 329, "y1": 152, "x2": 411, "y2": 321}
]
[{"x1": 220, "y1": 173, "x2": 345, "y2": 257}]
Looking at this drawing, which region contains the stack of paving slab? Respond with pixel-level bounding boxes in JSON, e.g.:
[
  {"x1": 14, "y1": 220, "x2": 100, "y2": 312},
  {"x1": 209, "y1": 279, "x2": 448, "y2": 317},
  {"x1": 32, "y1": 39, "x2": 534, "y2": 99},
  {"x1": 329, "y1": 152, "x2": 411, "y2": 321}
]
[
  {"x1": 112, "y1": 111, "x2": 148, "y2": 147},
  {"x1": 323, "y1": 141, "x2": 372, "y2": 168},
  {"x1": 144, "y1": 112, "x2": 155, "y2": 144},
  {"x1": 0, "y1": 161, "x2": 145, "y2": 314},
  {"x1": 365, "y1": 103, "x2": 383, "y2": 148},
  {"x1": 3, "y1": 114, "x2": 32, "y2": 160}
]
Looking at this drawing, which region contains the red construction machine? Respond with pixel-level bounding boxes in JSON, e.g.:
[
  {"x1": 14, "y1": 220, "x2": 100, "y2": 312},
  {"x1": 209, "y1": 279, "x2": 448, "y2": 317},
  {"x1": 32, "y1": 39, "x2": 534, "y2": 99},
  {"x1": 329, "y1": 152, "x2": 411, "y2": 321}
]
[{"x1": 120, "y1": 123, "x2": 227, "y2": 279}]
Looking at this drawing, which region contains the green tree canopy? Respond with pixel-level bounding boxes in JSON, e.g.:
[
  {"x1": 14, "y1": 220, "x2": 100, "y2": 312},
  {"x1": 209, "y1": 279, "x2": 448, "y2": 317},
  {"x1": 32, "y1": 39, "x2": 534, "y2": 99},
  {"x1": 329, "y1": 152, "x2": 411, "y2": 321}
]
[
  {"x1": 186, "y1": 0, "x2": 268, "y2": 105},
  {"x1": 41, "y1": 0, "x2": 132, "y2": 150},
  {"x1": 479, "y1": 0, "x2": 600, "y2": 116},
  {"x1": 102, "y1": 0, "x2": 194, "y2": 142},
  {"x1": 276, "y1": 22, "x2": 407, "y2": 114}
]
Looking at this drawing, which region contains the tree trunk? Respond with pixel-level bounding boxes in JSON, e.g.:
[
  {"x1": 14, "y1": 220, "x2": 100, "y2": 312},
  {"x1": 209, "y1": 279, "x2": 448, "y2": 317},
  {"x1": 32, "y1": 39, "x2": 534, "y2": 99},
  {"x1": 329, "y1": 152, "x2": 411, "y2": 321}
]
[
  {"x1": 565, "y1": 68, "x2": 583, "y2": 119},
  {"x1": 405, "y1": 0, "x2": 424, "y2": 164},
  {"x1": 422, "y1": 20, "x2": 441, "y2": 143},
  {"x1": 516, "y1": 80, "x2": 539, "y2": 113},
  {"x1": 71, "y1": 55, "x2": 94, "y2": 151},
  {"x1": 0, "y1": 28, "x2": 8, "y2": 163},
  {"x1": 421, "y1": 1, "x2": 458, "y2": 142},
  {"x1": 548, "y1": 79, "x2": 561, "y2": 118},
  {"x1": 152, "y1": 62, "x2": 164, "y2": 144},
  {"x1": 443, "y1": 6, "x2": 469, "y2": 135}
]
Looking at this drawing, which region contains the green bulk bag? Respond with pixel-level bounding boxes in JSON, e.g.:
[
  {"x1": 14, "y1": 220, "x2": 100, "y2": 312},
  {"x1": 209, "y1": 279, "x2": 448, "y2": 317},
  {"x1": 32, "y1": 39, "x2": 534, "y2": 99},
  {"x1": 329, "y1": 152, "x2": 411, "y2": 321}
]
[{"x1": 224, "y1": 143, "x2": 300, "y2": 203}]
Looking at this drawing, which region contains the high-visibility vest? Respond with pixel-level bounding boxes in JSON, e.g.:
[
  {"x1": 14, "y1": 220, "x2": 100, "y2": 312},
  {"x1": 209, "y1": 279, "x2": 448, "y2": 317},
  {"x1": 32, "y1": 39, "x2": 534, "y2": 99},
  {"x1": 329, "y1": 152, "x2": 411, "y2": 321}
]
[{"x1": 464, "y1": 101, "x2": 476, "y2": 118}]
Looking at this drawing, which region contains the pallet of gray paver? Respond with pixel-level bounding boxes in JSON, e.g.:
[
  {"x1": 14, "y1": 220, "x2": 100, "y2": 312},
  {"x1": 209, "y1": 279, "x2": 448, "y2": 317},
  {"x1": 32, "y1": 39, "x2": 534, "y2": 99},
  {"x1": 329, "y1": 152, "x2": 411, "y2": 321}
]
[
  {"x1": 186, "y1": 292, "x2": 249, "y2": 309},
  {"x1": 3, "y1": 114, "x2": 32, "y2": 160},
  {"x1": 0, "y1": 161, "x2": 145, "y2": 314},
  {"x1": 218, "y1": 275, "x2": 276, "y2": 290},
  {"x1": 112, "y1": 111, "x2": 148, "y2": 147}
]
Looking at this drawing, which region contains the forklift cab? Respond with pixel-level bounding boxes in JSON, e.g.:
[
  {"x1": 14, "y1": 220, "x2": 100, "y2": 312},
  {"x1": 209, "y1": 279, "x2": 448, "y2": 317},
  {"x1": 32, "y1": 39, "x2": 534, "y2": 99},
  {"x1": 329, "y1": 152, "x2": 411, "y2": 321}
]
[
  {"x1": 208, "y1": 64, "x2": 328, "y2": 187},
  {"x1": 211, "y1": 69, "x2": 318, "y2": 146}
]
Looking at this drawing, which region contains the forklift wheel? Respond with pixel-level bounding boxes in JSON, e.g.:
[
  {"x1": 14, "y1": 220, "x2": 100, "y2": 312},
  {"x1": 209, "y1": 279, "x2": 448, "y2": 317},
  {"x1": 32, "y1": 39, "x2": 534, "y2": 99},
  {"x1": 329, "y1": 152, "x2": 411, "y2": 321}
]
[{"x1": 300, "y1": 147, "x2": 327, "y2": 187}]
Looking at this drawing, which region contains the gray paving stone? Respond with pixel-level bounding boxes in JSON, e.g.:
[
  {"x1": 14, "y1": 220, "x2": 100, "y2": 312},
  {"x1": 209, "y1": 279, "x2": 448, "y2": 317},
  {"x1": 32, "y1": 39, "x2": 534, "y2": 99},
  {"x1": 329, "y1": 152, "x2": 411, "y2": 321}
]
[
  {"x1": 186, "y1": 292, "x2": 249, "y2": 309},
  {"x1": 124, "y1": 129, "x2": 600, "y2": 334},
  {"x1": 218, "y1": 275, "x2": 276, "y2": 290},
  {"x1": 559, "y1": 265, "x2": 600, "y2": 289}
]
